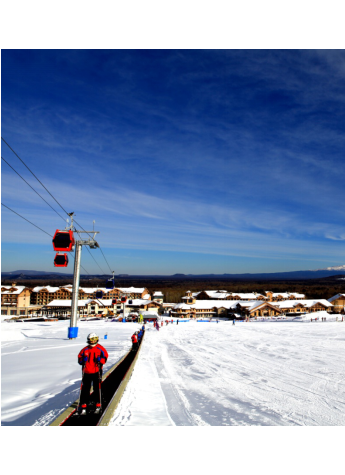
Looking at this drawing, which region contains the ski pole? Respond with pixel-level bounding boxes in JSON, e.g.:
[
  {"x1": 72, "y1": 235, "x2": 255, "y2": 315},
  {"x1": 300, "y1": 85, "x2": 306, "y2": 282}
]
[
  {"x1": 78, "y1": 365, "x2": 85, "y2": 410},
  {"x1": 98, "y1": 364, "x2": 102, "y2": 412}
]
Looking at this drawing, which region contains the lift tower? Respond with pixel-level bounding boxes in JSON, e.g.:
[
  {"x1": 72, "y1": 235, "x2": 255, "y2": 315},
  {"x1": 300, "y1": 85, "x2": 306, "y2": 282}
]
[{"x1": 53, "y1": 214, "x2": 99, "y2": 339}]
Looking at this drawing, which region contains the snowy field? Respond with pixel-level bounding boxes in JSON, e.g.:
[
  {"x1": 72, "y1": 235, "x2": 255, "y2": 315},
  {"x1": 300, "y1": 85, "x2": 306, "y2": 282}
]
[{"x1": 2, "y1": 318, "x2": 345, "y2": 426}]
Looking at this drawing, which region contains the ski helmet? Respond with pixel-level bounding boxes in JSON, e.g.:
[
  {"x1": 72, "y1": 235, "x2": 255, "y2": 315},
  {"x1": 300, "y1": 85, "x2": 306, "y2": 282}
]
[{"x1": 87, "y1": 332, "x2": 99, "y2": 344}]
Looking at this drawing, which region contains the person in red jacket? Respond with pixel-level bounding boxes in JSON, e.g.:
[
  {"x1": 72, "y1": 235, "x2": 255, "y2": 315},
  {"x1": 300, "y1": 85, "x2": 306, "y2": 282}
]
[
  {"x1": 131, "y1": 332, "x2": 138, "y2": 351},
  {"x1": 78, "y1": 333, "x2": 108, "y2": 415}
]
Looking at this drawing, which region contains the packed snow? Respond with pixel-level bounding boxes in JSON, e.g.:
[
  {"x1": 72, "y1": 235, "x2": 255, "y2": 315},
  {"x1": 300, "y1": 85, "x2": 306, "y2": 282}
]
[{"x1": 1, "y1": 317, "x2": 345, "y2": 426}]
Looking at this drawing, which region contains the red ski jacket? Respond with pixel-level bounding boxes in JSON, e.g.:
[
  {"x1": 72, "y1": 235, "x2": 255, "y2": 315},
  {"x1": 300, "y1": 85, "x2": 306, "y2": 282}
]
[
  {"x1": 78, "y1": 344, "x2": 108, "y2": 374},
  {"x1": 131, "y1": 334, "x2": 138, "y2": 344}
]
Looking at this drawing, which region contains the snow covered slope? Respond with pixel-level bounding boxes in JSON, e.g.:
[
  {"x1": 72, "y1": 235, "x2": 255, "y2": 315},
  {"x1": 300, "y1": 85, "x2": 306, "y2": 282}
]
[{"x1": 2, "y1": 319, "x2": 345, "y2": 426}]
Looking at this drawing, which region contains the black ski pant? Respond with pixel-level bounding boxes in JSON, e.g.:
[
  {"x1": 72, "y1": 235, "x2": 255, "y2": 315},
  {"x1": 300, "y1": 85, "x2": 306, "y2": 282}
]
[{"x1": 80, "y1": 371, "x2": 101, "y2": 406}]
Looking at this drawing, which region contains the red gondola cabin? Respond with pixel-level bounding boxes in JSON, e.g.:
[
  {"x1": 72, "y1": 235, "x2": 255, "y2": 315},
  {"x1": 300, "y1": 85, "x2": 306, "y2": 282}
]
[
  {"x1": 54, "y1": 253, "x2": 69, "y2": 267},
  {"x1": 52, "y1": 230, "x2": 75, "y2": 252}
]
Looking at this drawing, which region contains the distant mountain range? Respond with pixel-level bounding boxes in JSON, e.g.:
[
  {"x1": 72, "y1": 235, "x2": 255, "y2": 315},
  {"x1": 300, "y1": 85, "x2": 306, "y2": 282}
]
[{"x1": 2, "y1": 266, "x2": 345, "y2": 281}]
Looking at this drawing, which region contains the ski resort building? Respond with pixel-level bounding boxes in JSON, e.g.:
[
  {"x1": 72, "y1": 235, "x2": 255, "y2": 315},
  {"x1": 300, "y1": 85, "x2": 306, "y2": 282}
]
[
  {"x1": 327, "y1": 294, "x2": 345, "y2": 313},
  {"x1": 271, "y1": 299, "x2": 333, "y2": 314},
  {"x1": 183, "y1": 289, "x2": 305, "y2": 302},
  {"x1": 265, "y1": 291, "x2": 306, "y2": 301},
  {"x1": 40, "y1": 297, "x2": 160, "y2": 318},
  {"x1": 171, "y1": 298, "x2": 333, "y2": 319},
  {"x1": 1, "y1": 284, "x2": 33, "y2": 316},
  {"x1": 184, "y1": 290, "x2": 266, "y2": 301},
  {"x1": 152, "y1": 291, "x2": 164, "y2": 304},
  {"x1": 29, "y1": 285, "x2": 150, "y2": 306},
  {"x1": 1, "y1": 283, "x2": 151, "y2": 317}
]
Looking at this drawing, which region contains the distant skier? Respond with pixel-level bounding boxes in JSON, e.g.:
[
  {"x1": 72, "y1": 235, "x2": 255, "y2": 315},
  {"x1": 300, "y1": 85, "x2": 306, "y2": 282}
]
[
  {"x1": 177, "y1": 319, "x2": 179, "y2": 325},
  {"x1": 161, "y1": 320, "x2": 163, "y2": 327},
  {"x1": 155, "y1": 321, "x2": 160, "y2": 331},
  {"x1": 131, "y1": 332, "x2": 139, "y2": 350},
  {"x1": 233, "y1": 319, "x2": 235, "y2": 325},
  {"x1": 78, "y1": 333, "x2": 108, "y2": 415}
]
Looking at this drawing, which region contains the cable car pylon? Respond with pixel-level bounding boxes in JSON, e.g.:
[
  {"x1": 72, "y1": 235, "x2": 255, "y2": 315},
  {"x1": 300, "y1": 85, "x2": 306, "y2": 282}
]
[{"x1": 53, "y1": 213, "x2": 100, "y2": 339}]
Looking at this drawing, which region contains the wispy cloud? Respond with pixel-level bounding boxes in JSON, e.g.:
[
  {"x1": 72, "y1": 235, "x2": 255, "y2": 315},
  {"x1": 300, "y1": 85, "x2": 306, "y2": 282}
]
[{"x1": 2, "y1": 50, "x2": 345, "y2": 273}]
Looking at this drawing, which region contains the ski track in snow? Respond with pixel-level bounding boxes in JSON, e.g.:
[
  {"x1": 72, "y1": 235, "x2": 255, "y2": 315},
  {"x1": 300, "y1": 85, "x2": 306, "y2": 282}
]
[
  {"x1": 2, "y1": 320, "x2": 345, "y2": 425},
  {"x1": 110, "y1": 321, "x2": 345, "y2": 426}
]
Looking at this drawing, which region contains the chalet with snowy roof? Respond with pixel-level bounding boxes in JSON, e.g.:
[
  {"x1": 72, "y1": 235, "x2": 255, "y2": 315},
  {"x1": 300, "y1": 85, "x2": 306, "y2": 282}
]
[
  {"x1": 238, "y1": 301, "x2": 283, "y2": 318},
  {"x1": 171, "y1": 300, "x2": 248, "y2": 319},
  {"x1": 328, "y1": 294, "x2": 345, "y2": 313},
  {"x1": 229, "y1": 292, "x2": 266, "y2": 301},
  {"x1": 271, "y1": 299, "x2": 333, "y2": 314},
  {"x1": 118, "y1": 287, "x2": 150, "y2": 299},
  {"x1": 171, "y1": 297, "x2": 333, "y2": 320},
  {"x1": 183, "y1": 290, "x2": 266, "y2": 301},
  {"x1": 30, "y1": 286, "x2": 71, "y2": 306},
  {"x1": 30, "y1": 285, "x2": 150, "y2": 306},
  {"x1": 41, "y1": 297, "x2": 159, "y2": 318},
  {"x1": 152, "y1": 291, "x2": 164, "y2": 304},
  {"x1": 1, "y1": 284, "x2": 32, "y2": 316},
  {"x1": 265, "y1": 291, "x2": 305, "y2": 301}
]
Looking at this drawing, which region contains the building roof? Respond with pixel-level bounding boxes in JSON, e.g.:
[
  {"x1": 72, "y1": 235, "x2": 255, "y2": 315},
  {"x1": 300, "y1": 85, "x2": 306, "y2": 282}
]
[
  {"x1": 32, "y1": 286, "x2": 60, "y2": 293},
  {"x1": 328, "y1": 294, "x2": 345, "y2": 302},
  {"x1": 265, "y1": 292, "x2": 306, "y2": 298},
  {"x1": 193, "y1": 290, "x2": 265, "y2": 300},
  {"x1": 1, "y1": 286, "x2": 28, "y2": 295},
  {"x1": 231, "y1": 293, "x2": 265, "y2": 299},
  {"x1": 173, "y1": 303, "x2": 194, "y2": 310},
  {"x1": 80, "y1": 287, "x2": 104, "y2": 294},
  {"x1": 118, "y1": 287, "x2": 147, "y2": 293},
  {"x1": 173, "y1": 300, "x2": 256, "y2": 310},
  {"x1": 272, "y1": 299, "x2": 333, "y2": 309}
]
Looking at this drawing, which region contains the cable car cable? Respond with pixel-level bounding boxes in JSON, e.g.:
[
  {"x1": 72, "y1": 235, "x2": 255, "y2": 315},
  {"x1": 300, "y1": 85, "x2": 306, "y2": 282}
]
[
  {"x1": 3, "y1": 151, "x2": 95, "y2": 275},
  {"x1": 1, "y1": 203, "x2": 53, "y2": 237},
  {"x1": 2, "y1": 137, "x2": 71, "y2": 216},
  {"x1": 1, "y1": 156, "x2": 66, "y2": 222},
  {"x1": 1, "y1": 203, "x2": 91, "y2": 276},
  {"x1": 2, "y1": 138, "x2": 115, "y2": 275},
  {"x1": 2, "y1": 138, "x2": 104, "y2": 249},
  {"x1": 98, "y1": 247, "x2": 113, "y2": 274}
]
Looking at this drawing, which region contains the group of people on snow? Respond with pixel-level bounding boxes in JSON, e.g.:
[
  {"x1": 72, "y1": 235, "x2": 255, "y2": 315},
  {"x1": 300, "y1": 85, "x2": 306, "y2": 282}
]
[
  {"x1": 77, "y1": 324, "x2": 146, "y2": 416},
  {"x1": 131, "y1": 324, "x2": 145, "y2": 350},
  {"x1": 77, "y1": 317, "x2": 183, "y2": 415}
]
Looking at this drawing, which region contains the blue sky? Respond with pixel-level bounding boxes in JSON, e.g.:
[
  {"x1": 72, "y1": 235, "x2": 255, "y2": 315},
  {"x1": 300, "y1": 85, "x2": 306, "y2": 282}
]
[{"x1": 1, "y1": 50, "x2": 345, "y2": 275}]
